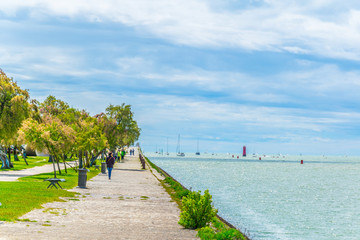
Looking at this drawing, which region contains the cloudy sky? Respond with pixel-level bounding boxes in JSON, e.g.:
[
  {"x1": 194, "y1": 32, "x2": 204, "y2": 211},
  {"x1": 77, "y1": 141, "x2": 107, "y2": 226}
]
[{"x1": 1, "y1": 0, "x2": 360, "y2": 155}]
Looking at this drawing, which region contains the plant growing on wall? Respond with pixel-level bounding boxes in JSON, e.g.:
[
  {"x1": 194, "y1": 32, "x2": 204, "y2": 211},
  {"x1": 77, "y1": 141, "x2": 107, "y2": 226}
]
[{"x1": 178, "y1": 189, "x2": 217, "y2": 229}]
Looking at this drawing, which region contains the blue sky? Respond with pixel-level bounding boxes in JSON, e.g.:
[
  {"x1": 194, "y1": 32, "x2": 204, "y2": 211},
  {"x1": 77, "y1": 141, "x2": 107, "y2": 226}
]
[{"x1": 1, "y1": 0, "x2": 360, "y2": 155}]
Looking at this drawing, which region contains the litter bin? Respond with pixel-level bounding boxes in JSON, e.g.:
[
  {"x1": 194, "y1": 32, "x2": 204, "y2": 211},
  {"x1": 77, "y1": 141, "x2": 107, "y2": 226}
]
[
  {"x1": 101, "y1": 162, "x2": 107, "y2": 174},
  {"x1": 78, "y1": 168, "x2": 88, "y2": 188}
]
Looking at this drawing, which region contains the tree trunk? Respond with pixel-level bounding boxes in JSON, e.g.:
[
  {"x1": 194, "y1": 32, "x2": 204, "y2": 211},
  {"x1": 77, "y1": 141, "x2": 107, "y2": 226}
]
[
  {"x1": 7, "y1": 148, "x2": 11, "y2": 168},
  {"x1": 13, "y1": 146, "x2": 19, "y2": 161},
  {"x1": 6, "y1": 147, "x2": 13, "y2": 168},
  {"x1": 1, "y1": 154, "x2": 10, "y2": 169},
  {"x1": 90, "y1": 150, "x2": 104, "y2": 166},
  {"x1": 23, "y1": 153, "x2": 28, "y2": 165},
  {"x1": 78, "y1": 150, "x2": 83, "y2": 168},
  {"x1": 62, "y1": 154, "x2": 68, "y2": 173},
  {"x1": 20, "y1": 146, "x2": 29, "y2": 166},
  {"x1": 56, "y1": 156, "x2": 62, "y2": 175},
  {"x1": 0, "y1": 154, "x2": 8, "y2": 169},
  {"x1": 84, "y1": 151, "x2": 89, "y2": 168},
  {"x1": 52, "y1": 155, "x2": 57, "y2": 178}
]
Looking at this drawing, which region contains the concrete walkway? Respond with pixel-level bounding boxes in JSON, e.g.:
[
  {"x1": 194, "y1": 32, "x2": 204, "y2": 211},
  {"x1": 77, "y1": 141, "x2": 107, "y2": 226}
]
[{"x1": 0, "y1": 149, "x2": 198, "y2": 240}]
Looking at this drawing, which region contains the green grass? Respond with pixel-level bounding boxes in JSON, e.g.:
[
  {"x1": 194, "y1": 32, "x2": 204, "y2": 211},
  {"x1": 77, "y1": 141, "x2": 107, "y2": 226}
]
[
  {"x1": 1, "y1": 156, "x2": 51, "y2": 171},
  {"x1": 0, "y1": 167, "x2": 100, "y2": 221}
]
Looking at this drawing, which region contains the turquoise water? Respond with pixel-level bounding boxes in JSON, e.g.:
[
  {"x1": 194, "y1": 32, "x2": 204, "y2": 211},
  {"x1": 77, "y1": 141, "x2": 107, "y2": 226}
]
[{"x1": 147, "y1": 153, "x2": 360, "y2": 240}]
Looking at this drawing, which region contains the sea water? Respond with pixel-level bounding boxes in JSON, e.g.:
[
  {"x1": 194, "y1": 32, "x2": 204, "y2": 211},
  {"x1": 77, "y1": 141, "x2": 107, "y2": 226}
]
[{"x1": 146, "y1": 153, "x2": 360, "y2": 240}]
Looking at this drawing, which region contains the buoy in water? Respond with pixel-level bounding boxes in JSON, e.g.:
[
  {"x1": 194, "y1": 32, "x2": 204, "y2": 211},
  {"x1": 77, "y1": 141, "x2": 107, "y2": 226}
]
[{"x1": 301, "y1": 160, "x2": 303, "y2": 164}]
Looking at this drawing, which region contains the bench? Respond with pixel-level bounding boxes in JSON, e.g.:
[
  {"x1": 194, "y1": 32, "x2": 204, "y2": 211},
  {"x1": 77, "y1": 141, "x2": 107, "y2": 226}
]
[
  {"x1": 93, "y1": 165, "x2": 100, "y2": 170},
  {"x1": 44, "y1": 178, "x2": 66, "y2": 189}
]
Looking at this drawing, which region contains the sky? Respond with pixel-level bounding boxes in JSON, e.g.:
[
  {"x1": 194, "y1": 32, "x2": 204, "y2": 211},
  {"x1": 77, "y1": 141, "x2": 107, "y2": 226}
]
[{"x1": 1, "y1": 0, "x2": 360, "y2": 155}]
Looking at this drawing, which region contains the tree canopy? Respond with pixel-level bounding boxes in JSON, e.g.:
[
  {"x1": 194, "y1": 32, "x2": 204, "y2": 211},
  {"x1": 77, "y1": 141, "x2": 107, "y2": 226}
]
[
  {"x1": 0, "y1": 69, "x2": 30, "y2": 144},
  {"x1": 0, "y1": 70, "x2": 141, "y2": 170}
]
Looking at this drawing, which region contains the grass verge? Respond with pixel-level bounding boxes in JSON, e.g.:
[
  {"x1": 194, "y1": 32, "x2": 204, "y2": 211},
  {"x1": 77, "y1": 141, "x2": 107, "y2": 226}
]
[
  {"x1": 144, "y1": 156, "x2": 249, "y2": 240},
  {"x1": 0, "y1": 167, "x2": 100, "y2": 221}
]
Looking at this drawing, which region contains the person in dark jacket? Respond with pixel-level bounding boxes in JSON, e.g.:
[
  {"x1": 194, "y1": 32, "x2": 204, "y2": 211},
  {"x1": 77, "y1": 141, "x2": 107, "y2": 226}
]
[{"x1": 106, "y1": 152, "x2": 115, "y2": 180}]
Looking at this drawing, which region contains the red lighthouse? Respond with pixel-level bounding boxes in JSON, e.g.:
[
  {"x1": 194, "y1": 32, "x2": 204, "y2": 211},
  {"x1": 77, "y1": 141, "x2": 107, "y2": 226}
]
[{"x1": 243, "y1": 146, "x2": 246, "y2": 157}]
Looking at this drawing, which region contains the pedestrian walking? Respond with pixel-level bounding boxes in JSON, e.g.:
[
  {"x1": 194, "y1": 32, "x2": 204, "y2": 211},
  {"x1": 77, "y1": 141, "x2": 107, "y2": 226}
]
[{"x1": 106, "y1": 152, "x2": 115, "y2": 180}]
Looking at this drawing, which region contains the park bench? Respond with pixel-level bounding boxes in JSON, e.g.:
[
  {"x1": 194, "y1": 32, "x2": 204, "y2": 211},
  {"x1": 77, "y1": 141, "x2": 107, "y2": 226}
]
[
  {"x1": 93, "y1": 165, "x2": 100, "y2": 170},
  {"x1": 44, "y1": 178, "x2": 66, "y2": 189}
]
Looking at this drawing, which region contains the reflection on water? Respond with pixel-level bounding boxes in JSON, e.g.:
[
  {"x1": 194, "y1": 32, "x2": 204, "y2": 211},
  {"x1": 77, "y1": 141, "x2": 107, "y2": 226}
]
[{"x1": 147, "y1": 153, "x2": 360, "y2": 240}]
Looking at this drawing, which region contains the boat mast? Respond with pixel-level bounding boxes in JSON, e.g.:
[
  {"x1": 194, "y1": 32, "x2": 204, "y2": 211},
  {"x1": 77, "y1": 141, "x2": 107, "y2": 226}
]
[
  {"x1": 177, "y1": 134, "x2": 181, "y2": 153},
  {"x1": 166, "y1": 137, "x2": 169, "y2": 155}
]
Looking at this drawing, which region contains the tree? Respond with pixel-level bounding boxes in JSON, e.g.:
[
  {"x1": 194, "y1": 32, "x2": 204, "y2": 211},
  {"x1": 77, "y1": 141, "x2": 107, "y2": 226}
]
[
  {"x1": 18, "y1": 96, "x2": 76, "y2": 175},
  {"x1": 75, "y1": 116, "x2": 108, "y2": 167},
  {"x1": 0, "y1": 69, "x2": 30, "y2": 169},
  {"x1": 18, "y1": 115, "x2": 76, "y2": 177},
  {"x1": 104, "y1": 104, "x2": 140, "y2": 150}
]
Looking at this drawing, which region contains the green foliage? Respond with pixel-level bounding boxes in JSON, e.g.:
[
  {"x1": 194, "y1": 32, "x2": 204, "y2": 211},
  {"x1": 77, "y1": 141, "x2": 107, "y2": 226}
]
[
  {"x1": 164, "y1": 177, "x2": 190, "y2": 199},
  {"x1": 197, "y1": 226, "x2": 216, "y2": 239},
  {"x1": 197, "y1": 226, "x2": 245, "y2": 240},
  {"x1": 0, "y1": 69, "x2": 30, "y2": 143},
  {"x1": 197, "y1": 218, "x2": 246, "y2": 240},
  {"x1": 18, "y1": 116, "x2": 75, "y2": 161},
  {"x1": 103, "y1": 104, "x2": 141, "y2": 149},
  {"x1": 178, "y1": 189, "x2": 217, "y2": 229},
  {"x1": 75, "y1": 116, "x2": 108, "y2": 166}
]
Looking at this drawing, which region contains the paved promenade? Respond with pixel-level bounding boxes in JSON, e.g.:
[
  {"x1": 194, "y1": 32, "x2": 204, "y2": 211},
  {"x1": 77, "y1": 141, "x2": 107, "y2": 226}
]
[{"x1": 0, "y1": 149, "x2": 197, "y2": 240}]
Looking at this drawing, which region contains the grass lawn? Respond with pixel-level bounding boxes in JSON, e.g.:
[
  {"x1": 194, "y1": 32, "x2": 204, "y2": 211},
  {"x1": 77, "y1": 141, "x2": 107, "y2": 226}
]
[
  {"x1": 1, "y1": 156, "x2": 51, "y2": 171},
  {"x1": 0, "y1": 167, "x2": 100, "y2": 221}
]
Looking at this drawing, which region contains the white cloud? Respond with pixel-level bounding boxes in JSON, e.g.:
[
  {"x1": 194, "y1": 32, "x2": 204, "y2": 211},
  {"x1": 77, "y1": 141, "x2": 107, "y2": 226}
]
[{"x1": 1, "y1": 1, "x2": 360, "y2": 59}]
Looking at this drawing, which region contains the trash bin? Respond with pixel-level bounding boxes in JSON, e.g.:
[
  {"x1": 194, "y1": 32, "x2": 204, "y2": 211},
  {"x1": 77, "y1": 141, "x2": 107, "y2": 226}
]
[
  {"x1": 101, "y1": 162, "x2": 107, "y2": 174},
  {"x1": 78, "y1": 168, "x2": 87, "y2": 188}
]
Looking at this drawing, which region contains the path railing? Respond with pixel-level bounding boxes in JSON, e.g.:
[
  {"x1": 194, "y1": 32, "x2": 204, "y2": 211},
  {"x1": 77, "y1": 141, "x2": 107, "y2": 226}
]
[{"x1": 138, "y1": 149, "x2": 146, "y2": 170}]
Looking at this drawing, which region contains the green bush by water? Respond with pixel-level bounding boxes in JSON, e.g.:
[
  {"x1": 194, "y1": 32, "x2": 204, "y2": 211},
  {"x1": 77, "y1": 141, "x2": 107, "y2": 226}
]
[
  {"x1": 197, "y1": 226, "x2": 246, "y2": 240},
  {"x1": 178, "y1": 189, "x2": 217, "y2": 229},
  {"x1": 164, "y1": 177, "x2": 190, "y2": 199}
]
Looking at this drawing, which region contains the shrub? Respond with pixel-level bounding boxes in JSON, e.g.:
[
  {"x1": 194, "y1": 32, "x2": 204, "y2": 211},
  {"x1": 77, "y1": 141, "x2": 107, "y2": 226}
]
[
  {"x1": 215, "y1": 229, "x2": 245, "y2": 240},
  {"x1": 197, "y1": 226, "x2": 245, "y2": 240},
  {"x1": 164, "y1": 177, "x2": 190, "y2": 199},
  {"x1": 197, "y1": 226, "x2": 216, "y2": 239},
  {"x1": 178, "y1": 189, "x2": 217, "y2": 229}
]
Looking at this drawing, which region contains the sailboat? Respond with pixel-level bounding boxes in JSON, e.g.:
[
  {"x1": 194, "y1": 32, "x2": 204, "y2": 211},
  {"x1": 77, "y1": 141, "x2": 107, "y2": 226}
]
[
  {"x1": 176, "y1": 134, "x2": 185, "y2": 157},
  {"x1": 195, "y1": 138, "x2": 200, "y2": 155},
  {"x1": 166, "y1": 137, "x2": 169, "y2": 155}
]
